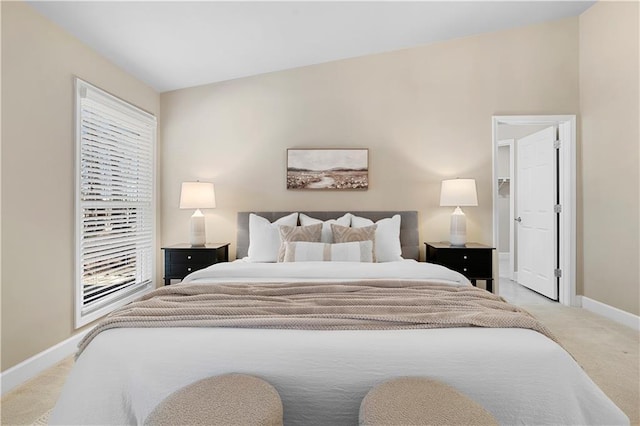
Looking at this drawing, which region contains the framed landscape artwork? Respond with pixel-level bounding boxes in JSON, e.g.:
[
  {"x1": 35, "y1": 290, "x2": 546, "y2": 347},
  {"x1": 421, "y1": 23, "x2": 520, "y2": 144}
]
[{"x1": 287, "y1": 149, "x2": 369, "y2": 190}]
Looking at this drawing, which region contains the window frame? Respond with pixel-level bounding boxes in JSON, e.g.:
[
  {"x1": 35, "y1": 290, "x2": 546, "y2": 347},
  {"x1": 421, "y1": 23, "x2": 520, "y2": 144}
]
[{"x1": 74, "y1": 77, "x2": 156, "y2": 328}]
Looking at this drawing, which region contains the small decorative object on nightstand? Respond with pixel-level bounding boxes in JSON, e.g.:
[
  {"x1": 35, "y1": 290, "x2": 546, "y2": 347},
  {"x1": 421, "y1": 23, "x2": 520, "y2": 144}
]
[
  {"x1": 425, "y1": 242, "x2": 495, "y2": 292},
  {"x1": 161, "y1": 243, "x2": 229, "y2": 285}
]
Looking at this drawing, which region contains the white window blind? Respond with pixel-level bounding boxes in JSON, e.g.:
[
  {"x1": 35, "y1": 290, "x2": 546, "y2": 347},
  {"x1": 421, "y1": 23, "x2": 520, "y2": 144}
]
[{"x1": 75, "y1": 78, "x2": 156, "y2": 328}]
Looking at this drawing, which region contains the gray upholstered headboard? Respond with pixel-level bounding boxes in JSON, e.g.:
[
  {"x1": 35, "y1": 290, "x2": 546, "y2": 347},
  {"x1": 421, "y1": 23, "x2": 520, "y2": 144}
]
[{"x1": 236, "y1": 211, "x2": 419, "y2": 261}]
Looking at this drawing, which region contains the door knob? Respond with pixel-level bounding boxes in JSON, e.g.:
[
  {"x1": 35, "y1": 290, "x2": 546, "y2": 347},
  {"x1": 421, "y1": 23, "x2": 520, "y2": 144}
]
[{"x1": 515, "y1": 217, "x2": 522, "y2": 223}]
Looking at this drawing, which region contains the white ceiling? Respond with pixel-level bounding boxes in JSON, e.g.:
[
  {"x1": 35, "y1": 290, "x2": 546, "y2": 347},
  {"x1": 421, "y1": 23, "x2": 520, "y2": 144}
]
[{"x1": 28, "y1": 1, "x2": 595, "y2": 93}]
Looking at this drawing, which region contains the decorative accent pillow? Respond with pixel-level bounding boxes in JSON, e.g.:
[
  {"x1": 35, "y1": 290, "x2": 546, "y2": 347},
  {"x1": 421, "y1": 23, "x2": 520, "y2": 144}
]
[
  {"x1": 277, "y1": 223, "x2": 323, "y2": 262},
  {"x1": 351, "y1": 214, "x2": 402, "y2": 262},
  {"x1": 247, "y1": 213, "x2": 298, "y2": 262},
  {"x1": 299, "y1": 213, "x2": 352, "y2": 243},
  {"x1": 282, "y1": 241, "x2": 374, "y2": 263},
  {"x1": 330, "y1": 223, "x2": 377, "y2": 262}
]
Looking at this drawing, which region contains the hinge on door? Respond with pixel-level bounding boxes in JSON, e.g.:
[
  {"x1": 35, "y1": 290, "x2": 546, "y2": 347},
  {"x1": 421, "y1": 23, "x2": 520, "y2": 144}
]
[
  {"x1": 554, "y1": 140, "x2": 561, "y2": 149},
  {"x1": 554, "y1": 269, "x2": 562, "y2": 278},
  {"x1": 554, "y1": 204, "x2": 562, "y2": 213}
]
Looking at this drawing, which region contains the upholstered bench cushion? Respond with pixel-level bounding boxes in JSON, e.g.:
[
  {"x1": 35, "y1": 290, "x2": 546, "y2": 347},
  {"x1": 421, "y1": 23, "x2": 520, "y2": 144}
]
[
  {"x1": 144, "y1": 373, "x2": 283, "y2": 426},
  {"x1": 359, "y1": 377, "x2": 498, "y2": 426}
]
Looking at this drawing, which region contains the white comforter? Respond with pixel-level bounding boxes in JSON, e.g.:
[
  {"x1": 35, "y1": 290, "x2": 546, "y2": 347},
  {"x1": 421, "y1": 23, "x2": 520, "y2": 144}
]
[
  {"x1": 183, "y1": 258, "x2": 473, "y2": 285},
  {"x1": 50, "y1": 260, "x2": 628, "y2": 426}
]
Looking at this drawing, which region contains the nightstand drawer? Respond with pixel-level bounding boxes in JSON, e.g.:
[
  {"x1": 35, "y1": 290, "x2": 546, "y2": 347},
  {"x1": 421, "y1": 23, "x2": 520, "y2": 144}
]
[
  {"x1": 167, "y1": 263, "x2": 205, "y2": 277},
  {"x1": 167, "y1": 250, "x2": 214, "y2": 266},
  {"x1": 445, "y1": 261, "x2": 491, "y2": 278},
  {"x1": 436, "y1": 250, "x2": 492, "y2": 277}
]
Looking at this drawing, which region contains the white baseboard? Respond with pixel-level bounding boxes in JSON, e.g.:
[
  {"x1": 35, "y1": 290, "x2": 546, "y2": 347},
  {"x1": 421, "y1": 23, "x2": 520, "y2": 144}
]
[
  {"x1": 579, "y1": 296, "x2": 640, "y2": 331},
  {"x1": 0, "y1": 329, "x2": 91, "y2": 396}
]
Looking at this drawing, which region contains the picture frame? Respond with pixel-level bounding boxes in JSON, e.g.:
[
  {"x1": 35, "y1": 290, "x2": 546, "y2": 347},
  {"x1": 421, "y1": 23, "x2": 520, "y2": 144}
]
[{"x1": 286, "y1": 148, "x2": 369, "y2": 190}]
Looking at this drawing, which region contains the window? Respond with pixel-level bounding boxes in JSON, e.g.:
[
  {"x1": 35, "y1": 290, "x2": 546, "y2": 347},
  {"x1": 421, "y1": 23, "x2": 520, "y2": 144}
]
[{"x1": 75, "y1": 78, "x2": 156, "y2": 328}]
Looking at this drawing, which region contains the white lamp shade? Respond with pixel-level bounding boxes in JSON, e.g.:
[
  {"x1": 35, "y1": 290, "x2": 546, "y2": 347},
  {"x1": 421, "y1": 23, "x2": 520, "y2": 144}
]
[
  {"x1": 440, "y1": 179, "x2": 478, "y2": 207},
  {"x1": 179, "y1": 182, "x2": 216, "y2": 209}
]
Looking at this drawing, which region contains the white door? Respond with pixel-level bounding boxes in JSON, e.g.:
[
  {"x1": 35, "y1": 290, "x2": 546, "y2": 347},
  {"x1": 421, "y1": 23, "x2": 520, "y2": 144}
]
[{"x1": 516, "y1": 126, "x2": 558, "y2": 299}]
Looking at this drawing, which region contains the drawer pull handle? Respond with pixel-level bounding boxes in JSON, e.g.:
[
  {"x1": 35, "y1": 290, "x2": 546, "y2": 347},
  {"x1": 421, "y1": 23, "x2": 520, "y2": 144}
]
[
  {"x1": 187, "y1": 255, "x2": 192, "y2": 260},
  {"x1": 187, "y1": 267, "x2": 192, "y2": 272},
  {"x1": 463, "y1": 268, "x2": 467, "y2": 272},
  {"x1": 463, "y1": 255, "x2": 467, "y2": 260}
]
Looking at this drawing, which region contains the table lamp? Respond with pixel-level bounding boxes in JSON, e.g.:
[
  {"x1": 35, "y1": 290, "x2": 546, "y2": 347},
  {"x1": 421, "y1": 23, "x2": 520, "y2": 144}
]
[
  {"x1": 179, "y1": 181, "x2": 216, "y2": 247},
  {"x1": 440, "y1": 178, "x2": 478, "y2": 246}
]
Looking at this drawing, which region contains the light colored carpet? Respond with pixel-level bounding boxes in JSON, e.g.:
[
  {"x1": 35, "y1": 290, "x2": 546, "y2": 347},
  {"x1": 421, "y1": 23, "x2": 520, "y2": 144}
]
[
  {"x1": 1, "y1": 306, "x2": 638, "y2": 425},
  {"x1": 522, "y1": 303, "x2": 639, "y2": 426},
  {"x1": 29, "y1": 410, "x2": 50, "y2": 426},
  {"x1": 1, "y1": 357, "x2": 73, "y2": 426}
]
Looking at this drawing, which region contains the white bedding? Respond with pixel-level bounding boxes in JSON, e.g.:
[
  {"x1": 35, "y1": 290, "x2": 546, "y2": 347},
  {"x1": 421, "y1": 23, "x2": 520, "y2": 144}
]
[
  {"x1": 50, "y1": 260, "x2": 628, "y2": 426},
  {"x1": 183, "y1": 259, "x2": 472, "y2": 285}
]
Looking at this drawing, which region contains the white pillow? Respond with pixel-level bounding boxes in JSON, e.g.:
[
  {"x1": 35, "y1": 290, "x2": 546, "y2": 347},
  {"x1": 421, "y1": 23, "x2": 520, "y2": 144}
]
[
  {"x1": 247, "y1": 213, "x2": 298, "y2": 262},
  {"x1": 299, "y1": 213, "x2": 352, "y2": 243},
  {"x1": 351, "y1": 214, "x2": 402, "y2": 262},
  {"x1": 282, "y1": 241, "x2": 374, "y2": 262}
]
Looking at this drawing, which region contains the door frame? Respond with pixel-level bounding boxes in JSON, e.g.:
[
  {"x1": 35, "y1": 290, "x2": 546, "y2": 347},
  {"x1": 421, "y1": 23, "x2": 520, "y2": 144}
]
[{"x1": 491, "y1": 115, "x2": 577, "y2": 307}]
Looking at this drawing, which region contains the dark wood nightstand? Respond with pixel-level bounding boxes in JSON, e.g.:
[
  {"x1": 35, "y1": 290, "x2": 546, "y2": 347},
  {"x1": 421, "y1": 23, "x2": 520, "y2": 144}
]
[
  {"x1": 161, "y1": 243, "x2": 230, "y2": 285},
  {"x1": 425, "y1": 242, "x2": 495, "y2": 292}
]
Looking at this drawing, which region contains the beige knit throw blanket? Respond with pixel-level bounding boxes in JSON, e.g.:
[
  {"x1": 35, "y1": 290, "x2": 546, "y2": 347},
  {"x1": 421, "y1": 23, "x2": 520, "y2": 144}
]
[{"x1": 77, "y1": 280, "x2": 558, "y2": 357}]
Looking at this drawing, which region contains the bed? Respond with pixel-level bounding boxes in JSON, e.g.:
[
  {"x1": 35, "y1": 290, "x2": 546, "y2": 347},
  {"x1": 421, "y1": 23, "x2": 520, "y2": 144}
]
[{"x1": 50, "y1": 211, "x2": 628, "y2": 426}]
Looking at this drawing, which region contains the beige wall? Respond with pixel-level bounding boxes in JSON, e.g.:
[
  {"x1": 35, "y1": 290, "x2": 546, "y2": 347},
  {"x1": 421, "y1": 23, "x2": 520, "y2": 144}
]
[
  {"x1": 1, "y1": 2, "x2": 160, "y2": 371},
  {"x1": 161, "y1": 18, "x2": 580, "y2": 267},
  {"x1": 579, "y1": 1, "x2": 639, "y2": 315}
]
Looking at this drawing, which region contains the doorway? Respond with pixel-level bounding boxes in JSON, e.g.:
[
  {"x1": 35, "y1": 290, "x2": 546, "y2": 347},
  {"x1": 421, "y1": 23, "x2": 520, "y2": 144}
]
[
  {"x1": 496, "y1": 139, "x2": 514, "y2": 281},
  {"x1": 491, "y1": 115, "x2": 577, "y2": 307}
]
